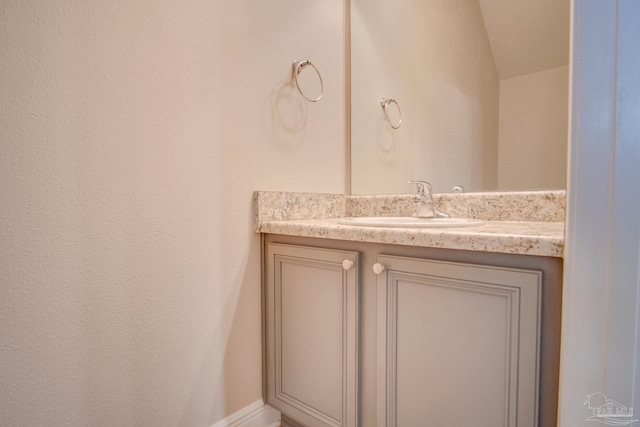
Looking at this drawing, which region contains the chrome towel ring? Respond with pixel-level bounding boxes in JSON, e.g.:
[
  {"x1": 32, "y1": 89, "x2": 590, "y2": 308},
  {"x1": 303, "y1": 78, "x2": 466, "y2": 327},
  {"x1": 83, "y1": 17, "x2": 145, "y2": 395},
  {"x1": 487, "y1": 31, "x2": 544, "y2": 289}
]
[
  {"x1": 380, "y1": 98, "x2": 402, "y2": 129},
  {"x1": 292, "y1": 60, "x2": 323, "y2": 102}
]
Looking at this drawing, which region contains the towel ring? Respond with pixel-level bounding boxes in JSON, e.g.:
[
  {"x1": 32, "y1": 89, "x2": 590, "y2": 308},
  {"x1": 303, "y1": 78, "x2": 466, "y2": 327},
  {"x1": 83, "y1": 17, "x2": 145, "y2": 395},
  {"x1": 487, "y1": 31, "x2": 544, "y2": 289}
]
[
  {"x1": 292, "y1": 60, "x2": 323, "y2": 102},
  {"x1": 380, "y1": 98, "x2": 402, "y2": 129}
]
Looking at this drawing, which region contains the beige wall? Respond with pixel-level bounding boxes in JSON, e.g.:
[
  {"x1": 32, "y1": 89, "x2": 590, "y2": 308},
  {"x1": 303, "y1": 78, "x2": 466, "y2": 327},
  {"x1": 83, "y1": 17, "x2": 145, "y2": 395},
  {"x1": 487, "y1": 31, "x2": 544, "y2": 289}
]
[
  {"x1": 0, "y1": 1, "x2": 345, "y2": 426},
  {"x1": 498, "y1": 66, "x2": 568, "y2": 190},
  {"x1": 350, "y1": 0, "x2": 499, "y2": 194}
]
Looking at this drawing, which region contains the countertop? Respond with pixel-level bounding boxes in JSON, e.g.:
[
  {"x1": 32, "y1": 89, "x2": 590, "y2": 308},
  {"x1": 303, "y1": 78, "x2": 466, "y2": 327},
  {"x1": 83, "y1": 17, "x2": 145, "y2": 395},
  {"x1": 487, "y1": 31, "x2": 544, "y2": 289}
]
[
  {"x1": 257, "y1": 218, "x2": 564, "y2": 258},
  {"x1": 254, "y1": 191, "x2": 565, "y2": 258}
]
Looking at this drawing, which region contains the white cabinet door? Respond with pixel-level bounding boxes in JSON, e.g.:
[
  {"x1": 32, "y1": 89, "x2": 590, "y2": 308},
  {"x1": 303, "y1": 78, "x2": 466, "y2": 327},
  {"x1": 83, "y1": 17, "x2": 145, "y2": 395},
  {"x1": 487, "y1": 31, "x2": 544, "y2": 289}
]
[
  {"x1": 375, "y1": 255, "x2": 542, "y2": 427},
  {"x1": 265, "y1": 243, "x2": 359, "y2": 427}
]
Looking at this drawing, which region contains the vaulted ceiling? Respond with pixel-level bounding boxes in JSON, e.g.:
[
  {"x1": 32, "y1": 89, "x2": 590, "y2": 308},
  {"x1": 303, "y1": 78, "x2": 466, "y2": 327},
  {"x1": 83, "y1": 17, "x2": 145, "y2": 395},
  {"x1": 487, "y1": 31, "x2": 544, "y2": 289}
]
[{"x1": 477, "y1": 0, "x2": 570, "y2": 79}]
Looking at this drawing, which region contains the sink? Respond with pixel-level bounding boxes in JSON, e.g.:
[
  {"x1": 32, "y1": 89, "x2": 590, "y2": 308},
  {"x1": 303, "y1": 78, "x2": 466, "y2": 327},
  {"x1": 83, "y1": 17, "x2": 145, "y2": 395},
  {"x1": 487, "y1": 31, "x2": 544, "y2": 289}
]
[{"x1": 337, "y1": 216, "x2": 484, "y2": 228}]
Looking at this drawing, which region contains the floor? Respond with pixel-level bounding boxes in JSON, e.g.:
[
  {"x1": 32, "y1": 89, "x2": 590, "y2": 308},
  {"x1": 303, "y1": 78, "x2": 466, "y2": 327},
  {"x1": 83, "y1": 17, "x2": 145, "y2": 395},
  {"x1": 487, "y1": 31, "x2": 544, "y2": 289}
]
[{"x1": 280, "y1": 414, "x2": 306, "y2": 427}]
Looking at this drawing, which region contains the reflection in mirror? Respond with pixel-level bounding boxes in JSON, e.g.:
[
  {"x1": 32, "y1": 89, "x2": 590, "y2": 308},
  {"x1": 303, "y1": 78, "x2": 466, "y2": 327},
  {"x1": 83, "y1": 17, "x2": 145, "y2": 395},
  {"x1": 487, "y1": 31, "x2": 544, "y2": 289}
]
[{"x1": 350, "y1": 0, "x2": 570, "y2": 194}]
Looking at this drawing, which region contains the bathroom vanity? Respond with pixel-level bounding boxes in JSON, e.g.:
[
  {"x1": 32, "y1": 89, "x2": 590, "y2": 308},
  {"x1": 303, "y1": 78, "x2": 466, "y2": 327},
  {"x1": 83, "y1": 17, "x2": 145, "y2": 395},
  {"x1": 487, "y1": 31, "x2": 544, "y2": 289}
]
[{"x1": 256, "y1": 191, "x2": 565, "y2": 427}]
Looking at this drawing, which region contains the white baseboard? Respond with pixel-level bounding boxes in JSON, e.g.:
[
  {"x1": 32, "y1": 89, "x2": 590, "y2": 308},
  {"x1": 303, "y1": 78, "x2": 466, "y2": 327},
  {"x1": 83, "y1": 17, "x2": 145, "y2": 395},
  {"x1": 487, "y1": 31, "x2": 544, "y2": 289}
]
[{"x1": 210, "y1": 399, "x2": 281, "y2": 427}]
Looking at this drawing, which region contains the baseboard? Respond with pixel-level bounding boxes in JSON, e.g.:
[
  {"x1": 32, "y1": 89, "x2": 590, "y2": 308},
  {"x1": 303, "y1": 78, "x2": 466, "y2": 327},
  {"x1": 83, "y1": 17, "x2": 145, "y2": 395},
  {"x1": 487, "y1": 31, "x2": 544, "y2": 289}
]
[{"x1": 210, "y1": 399, "x2": 281, "y2": 427}]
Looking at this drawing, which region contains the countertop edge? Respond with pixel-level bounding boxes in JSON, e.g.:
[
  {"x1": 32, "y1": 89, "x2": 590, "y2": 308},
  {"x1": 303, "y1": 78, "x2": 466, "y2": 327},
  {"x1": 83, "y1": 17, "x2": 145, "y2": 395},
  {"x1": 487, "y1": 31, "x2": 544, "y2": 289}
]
[{"x1": 257, "y1": 219, "x2": 565, "y2": 258}]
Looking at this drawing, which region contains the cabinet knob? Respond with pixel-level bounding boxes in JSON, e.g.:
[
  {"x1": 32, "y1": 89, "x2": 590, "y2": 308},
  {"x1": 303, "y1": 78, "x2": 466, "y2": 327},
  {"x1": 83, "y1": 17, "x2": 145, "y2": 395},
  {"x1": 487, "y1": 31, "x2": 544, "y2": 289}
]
[
  {"x1": 372, "y1": 263, "x2": 386, "y2": 275},
  {"x1": 342, "y1": 259, "x2": 354, "y2": 270}
]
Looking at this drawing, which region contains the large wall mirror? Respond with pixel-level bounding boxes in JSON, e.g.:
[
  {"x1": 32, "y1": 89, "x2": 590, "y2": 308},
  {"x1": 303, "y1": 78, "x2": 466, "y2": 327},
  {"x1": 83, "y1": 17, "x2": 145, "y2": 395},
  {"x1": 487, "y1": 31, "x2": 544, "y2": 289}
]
[{"x1": 350, "y1": 0, "x2": 570, "y2": 194}]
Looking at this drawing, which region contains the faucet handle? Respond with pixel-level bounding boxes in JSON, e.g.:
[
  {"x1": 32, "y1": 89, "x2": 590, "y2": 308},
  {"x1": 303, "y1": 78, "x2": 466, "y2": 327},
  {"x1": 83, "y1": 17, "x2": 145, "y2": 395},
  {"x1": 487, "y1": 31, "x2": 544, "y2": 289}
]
[{"x1": 407, "y1": 180, "x2": 433, "y2": 196}]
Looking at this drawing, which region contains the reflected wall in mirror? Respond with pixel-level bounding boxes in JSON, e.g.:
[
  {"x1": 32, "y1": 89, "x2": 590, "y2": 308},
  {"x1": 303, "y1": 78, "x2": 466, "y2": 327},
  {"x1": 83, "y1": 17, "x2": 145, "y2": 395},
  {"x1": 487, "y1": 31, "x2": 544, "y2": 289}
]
[{"x1": 350, "y1": 0, "x2": 570, "y2": 194}]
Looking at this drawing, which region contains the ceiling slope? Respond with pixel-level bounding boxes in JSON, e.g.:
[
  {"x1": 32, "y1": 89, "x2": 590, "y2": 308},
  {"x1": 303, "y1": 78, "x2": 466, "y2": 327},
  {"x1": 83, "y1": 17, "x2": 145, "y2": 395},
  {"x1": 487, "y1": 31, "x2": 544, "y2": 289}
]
[{"x1": 478, "y1": 0, "x2": 570, "y2": 79}]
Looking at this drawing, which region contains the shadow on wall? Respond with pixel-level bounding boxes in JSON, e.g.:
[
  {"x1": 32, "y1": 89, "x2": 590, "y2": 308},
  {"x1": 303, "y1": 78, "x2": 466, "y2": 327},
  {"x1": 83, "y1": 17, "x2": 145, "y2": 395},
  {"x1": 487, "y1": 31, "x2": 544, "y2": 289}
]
[
  {"x1": 178, "y1": 208, "x2": 262, "y2": 427},
  {"x1": 263, "y1": 67, "x2": 309, "y2": 150}
]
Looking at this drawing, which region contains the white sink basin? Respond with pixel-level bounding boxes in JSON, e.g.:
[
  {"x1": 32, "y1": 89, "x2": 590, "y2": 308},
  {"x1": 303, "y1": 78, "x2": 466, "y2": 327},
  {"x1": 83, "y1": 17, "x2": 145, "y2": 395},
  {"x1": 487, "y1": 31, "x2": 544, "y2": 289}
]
[{"x1": 337, "y1": 216, "x2": 485, "y2": 228}]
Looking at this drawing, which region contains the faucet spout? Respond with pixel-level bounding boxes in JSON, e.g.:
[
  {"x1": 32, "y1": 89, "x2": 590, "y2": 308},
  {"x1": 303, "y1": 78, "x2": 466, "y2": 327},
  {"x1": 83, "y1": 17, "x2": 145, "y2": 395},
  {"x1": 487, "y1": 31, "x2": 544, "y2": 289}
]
[{"x1": 407, "y1": 180, "x2": 449, "y2": 218}]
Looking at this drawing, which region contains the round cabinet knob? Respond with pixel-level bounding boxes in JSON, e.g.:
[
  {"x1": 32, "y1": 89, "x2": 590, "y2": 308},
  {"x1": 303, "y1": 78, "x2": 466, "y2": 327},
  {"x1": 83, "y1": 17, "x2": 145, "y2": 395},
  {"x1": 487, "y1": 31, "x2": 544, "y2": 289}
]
[
  {"x1": 372, "y1": 263, "x2": 386, "y2": 275},
  {"x1": 342, "y1": 259, "x2": 354, "y2": 270}
]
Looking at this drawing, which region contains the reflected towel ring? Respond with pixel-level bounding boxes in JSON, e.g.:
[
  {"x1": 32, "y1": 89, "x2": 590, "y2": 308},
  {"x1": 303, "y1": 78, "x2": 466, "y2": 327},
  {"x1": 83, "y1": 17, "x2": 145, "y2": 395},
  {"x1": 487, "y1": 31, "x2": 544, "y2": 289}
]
[
  {"x1": 380, "y1": 98, "x2": 402, "y2": 129},
  {"x1": 292, "y1": 60, "x2": 323, "y2": 102}
]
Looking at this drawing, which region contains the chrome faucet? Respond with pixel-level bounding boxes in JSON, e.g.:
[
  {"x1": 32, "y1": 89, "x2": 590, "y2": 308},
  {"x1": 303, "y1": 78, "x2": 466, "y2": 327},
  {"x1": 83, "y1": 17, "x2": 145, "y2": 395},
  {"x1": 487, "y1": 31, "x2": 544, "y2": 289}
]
[{"x1": 407, "y1": 180, "x2": 449, "y2": 218}]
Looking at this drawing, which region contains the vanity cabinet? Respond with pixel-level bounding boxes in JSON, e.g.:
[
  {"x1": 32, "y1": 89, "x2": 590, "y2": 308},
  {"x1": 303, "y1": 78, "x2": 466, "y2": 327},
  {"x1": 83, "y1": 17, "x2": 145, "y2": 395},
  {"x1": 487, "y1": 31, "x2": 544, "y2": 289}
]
[
  {"x1": 264, "y1": 243, "x2": 359, "y2": 427},
  {"x1": 374, "y1": 255, "x2": 541, "y2": 427},
  {"x1": 263, "y1": 235, "x2": 562, "y2": 427}
]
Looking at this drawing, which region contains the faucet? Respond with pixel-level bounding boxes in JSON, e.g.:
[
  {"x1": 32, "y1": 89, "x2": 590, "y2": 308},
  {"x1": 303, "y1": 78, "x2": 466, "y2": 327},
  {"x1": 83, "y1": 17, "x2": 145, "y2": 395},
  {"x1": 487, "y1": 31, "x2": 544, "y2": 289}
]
[{"x1": 407, "y1": 180, "x2": 449, "y2": 218}]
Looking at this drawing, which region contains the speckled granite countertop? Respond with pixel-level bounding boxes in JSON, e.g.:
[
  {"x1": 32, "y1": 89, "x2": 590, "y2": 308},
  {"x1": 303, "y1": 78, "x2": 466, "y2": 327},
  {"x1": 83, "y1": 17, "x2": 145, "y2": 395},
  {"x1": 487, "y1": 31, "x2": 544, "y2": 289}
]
[
  {"x1": 255, "y1": 191, "x2": 565, "y2": 258},
  {"x1": 258, "y1": 218, "x2": 564, "y2": 257}
]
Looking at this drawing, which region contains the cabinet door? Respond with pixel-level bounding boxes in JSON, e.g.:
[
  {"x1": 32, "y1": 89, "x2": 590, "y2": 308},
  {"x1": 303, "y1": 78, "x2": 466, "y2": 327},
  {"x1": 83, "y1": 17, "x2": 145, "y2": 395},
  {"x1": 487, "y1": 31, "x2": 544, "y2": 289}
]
[
  {"x1": 265, "y1": 243, "x2": 359, "y2": 427},
  {"x1": 375, "y1": 255, "x2": 541, "y2": 427}
]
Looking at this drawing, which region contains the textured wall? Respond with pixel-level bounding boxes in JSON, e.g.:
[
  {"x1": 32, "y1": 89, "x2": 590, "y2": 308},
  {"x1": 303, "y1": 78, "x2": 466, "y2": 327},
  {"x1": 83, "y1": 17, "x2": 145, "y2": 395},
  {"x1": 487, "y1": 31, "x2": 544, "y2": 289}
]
[{"x1": 0, "y1": 1, "x2": 345, "y2": 426}]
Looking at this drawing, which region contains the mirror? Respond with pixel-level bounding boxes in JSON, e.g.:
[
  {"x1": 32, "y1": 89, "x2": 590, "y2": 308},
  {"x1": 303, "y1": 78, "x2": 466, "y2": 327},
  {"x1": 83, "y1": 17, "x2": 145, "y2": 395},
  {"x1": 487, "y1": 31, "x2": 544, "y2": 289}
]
[{"x1": 350, "y1": 0, "x2": 570, "y2": 194}]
